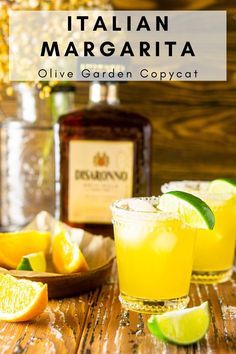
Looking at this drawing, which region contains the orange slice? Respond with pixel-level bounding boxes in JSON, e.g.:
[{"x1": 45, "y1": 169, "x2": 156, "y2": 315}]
[
  {"x1": 52, "y1": 230, "x2": 89, "y2": 274},
  {"x1": 0, "y1": 274, "x2": 48, "y2": 322},
  {"x1": 0, "y1": 230, "x2": 50, "y2": 269}
]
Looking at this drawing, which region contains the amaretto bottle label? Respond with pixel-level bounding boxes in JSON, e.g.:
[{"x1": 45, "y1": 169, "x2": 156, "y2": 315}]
[{"x1": 68, "y1": 140, "x2": 134, "y2": 223}]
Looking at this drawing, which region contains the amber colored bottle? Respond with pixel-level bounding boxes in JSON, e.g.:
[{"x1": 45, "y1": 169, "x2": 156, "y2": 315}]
[{"x1": 54, "y1": 82, "x2": 152, "y2": 235}]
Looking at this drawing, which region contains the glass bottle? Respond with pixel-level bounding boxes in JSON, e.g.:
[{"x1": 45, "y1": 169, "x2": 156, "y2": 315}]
[
  {"x1": 0, "y1": 83, "x2": 54, "y2": 230},
  {"x1": 0, "y1": 83, "x2": 76, "y2": 231},
  {"x1": 55, "y1": 82, "x2": 152, "y2": 235}
]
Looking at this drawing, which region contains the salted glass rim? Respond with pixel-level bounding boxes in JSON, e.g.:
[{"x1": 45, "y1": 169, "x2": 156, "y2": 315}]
[
  {"x1": 161, "y1": 180, "x2": 233, "y2": 201},
  {"x1": 110, "y1": 196, "x2": 179, "y2": 221}
]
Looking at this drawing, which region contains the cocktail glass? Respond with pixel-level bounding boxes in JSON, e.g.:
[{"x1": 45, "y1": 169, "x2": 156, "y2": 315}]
[
  {"x1": 162, "y1": 181, "x2": 236, "y2": 283},
  {"x1": 111, "y1": 197, "x2": 196, "y2": 314}
]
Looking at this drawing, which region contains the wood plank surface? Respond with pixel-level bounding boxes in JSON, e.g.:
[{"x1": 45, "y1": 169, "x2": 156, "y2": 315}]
[
  {"x1": 0, "y1": 294, "x2": 92, "y2": 354},
  {"x1": 3, "y1": 79, "x2": 236, "y2": 195},
  {"x1": 0, "y1": 269, "x2": 235, "y2": 353},
  {"x1": 77, "y1": 276, "x2": 236, "y2": 353},
  {"x1": 1, "y1": 1, "x2": 235, "y2": 196}
]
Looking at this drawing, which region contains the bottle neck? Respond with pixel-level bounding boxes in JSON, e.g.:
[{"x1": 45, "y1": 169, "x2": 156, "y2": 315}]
[
  {"x1": 14, "y1": 83, "x2": 51, "y2": 125},
  {"x1": 50, "y1": 85, "x2": 76, "y2": 124},
  {"x1": 89, "y1": 82, "x2": 120, "y2": 105}
]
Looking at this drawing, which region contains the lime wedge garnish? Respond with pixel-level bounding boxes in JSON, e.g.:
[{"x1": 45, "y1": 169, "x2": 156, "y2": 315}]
[
  {"x1": 17, "y1": 252, "x2": 46, "y2": 272},
  {"x1": 159, "y1": 191, "x2": 215, "y2": 229},
  {"x1": 148, "y1": 302, "x2": 210, "y2": 345},
  {"x1": 208, "y1": 178, "x2": 236, "y2": 194}
]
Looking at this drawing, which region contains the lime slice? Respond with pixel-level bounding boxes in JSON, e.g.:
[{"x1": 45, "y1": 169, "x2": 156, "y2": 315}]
[
  {"x1": 208, "y1": 178, "x2": 236, "y2": 194},
  {"x1": 17, "y1": 252, "x2": 46, "y2": 272},
  {"x1": 148, "y1": 302, "x2": 210, "y2": 345},
  {"x1": 159, "y1": 191, "x2": 215, "y2": 229}
]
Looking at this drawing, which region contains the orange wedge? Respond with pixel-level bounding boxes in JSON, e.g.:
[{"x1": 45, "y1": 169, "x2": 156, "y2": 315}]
[
  {"x1": 0, "y1": 274, "x2": 48, "y2": 322},
  {"x1": 52, "y1": 230, "x2": 89, "y2": 274},
  {"x1": 0, "y1": 230, "x2": 50, "y2": 269}
]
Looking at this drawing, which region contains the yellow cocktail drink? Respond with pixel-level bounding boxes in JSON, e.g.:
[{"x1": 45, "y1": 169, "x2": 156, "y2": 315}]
[
  {"x1": 193, "y1": 197, "x2": 235, "y2": 272},
  {"x1": 111, "y1": 197, "x2": 196, "y2": 314},
  {"x1": 162, "y1": 181, "x2": 236, "y2": 283}
]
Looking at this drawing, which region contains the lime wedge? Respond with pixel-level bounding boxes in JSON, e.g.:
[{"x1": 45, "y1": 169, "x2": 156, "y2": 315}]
[
  {"x1": 148, "y1": 302, "x2": 210, "y2": 345},
  {"x1": 159, "y1": 191, "x2": 215, "y2": 229},
  {"x1": 17, "y1": 252, "x2": 46, "y2": 272},
  {"x1": 208, "y1": 178, "x2": 236, "y2": 194}
]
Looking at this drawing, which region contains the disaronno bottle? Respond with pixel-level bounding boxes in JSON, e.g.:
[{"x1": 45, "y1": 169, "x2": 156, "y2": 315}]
[{"x1": 54, "y1": 82, "x2": 152, "y2": 234}]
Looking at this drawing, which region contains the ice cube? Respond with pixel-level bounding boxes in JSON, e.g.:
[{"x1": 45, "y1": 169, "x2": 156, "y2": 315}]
[
  {"x1": 117, "y1": 222, "x2": 148, "y2": 244},
  {"x1": 128, "y1": 199, "x2": 157, "y2": 212},
  {"x1": 154, "y1": 232, "x2": 177, "y2": 252}
]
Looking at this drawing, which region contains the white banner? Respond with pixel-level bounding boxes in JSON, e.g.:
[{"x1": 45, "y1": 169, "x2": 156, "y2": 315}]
[{"x1": 9, "y1": 11, "x2": 226, "y2": 81}]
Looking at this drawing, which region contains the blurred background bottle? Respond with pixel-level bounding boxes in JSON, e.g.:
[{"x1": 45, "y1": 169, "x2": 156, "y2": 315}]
[{"x1": 0, "y1": 83, "x2": 75, "y2": 231}]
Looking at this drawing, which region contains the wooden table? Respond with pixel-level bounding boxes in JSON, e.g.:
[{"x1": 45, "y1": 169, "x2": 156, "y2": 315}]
[{"x1": 0, "y1": 263, "x2": 235, "y2": 354}]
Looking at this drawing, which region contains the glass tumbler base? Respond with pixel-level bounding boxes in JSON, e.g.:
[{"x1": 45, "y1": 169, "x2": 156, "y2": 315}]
[
  {"x1": 191, "y1": 268, "x2": 232, "y2": 284},
  {"x1": 119, "y1": 292, "x2": 189, "y2": 314}
]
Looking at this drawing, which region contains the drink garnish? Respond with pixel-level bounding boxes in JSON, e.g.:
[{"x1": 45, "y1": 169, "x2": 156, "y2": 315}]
[
  {"x1": 208, "y1": 178, "x2": 236, "y2": 194},
  {"x1": 148, "y1": 302, "x2": 210, "y2": 345},
  {"x1": 159, "y1": 191, "x2": 215, "y2": 229}
]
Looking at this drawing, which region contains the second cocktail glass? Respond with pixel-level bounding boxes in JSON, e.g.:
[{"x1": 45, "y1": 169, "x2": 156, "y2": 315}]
[{"x1": 162, "y1": 181, "x2": 236, "y2": 283}]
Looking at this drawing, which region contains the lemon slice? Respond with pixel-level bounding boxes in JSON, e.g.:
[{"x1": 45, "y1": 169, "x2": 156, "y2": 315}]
[
  {"x1": 52, "y1": 229, "x2": 89, "y2": 274},
  {"x1": 208, "y1": 178, "x2": 236, "y2": 194},
  {"x1": 0, "y1": 230, "x2": 50, "y2": 269},
  {"x1": 159, "y1": 191, "x2": 215, "y2": 229},
  {"x1": 0, "y1": 274, "x2": 48, "y2": 322},
  {"x1": 17, "y1": 252, "x2": 46, "y2": 272},
  {"x1": 148, "y1": 302, "x2": 210, "y2": 345}
]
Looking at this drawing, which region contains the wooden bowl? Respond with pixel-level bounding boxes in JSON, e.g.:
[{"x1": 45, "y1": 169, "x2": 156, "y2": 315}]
[
  {"x1": 0, "y1": 258, "x2": 114, "y2": 298},
  {"x1": 0, "y1": 212, "x2": 116, "y2": 298}
]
